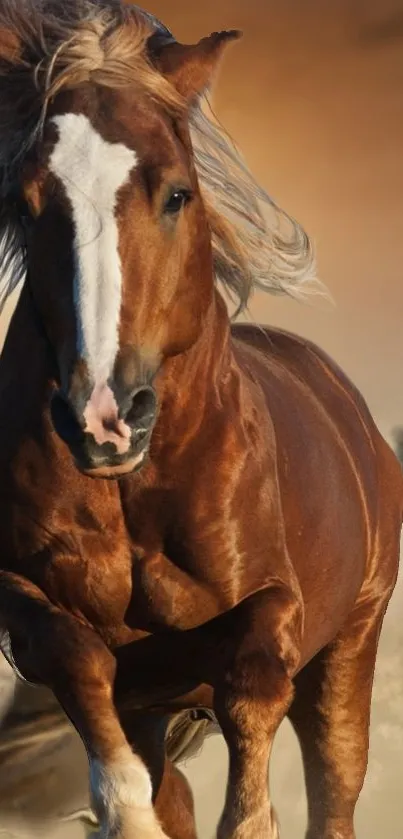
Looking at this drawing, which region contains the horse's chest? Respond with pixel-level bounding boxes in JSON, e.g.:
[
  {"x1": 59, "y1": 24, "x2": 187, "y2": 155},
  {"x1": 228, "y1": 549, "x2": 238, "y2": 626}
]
[{"x1": 11, "y1": 501, "x2": 135, "y2": 643}]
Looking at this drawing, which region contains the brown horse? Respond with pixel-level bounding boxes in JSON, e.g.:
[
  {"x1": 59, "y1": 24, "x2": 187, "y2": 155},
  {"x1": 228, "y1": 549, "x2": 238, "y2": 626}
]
[{"x1": 0, "y1": 2, "x2": 401, "y2": 838}]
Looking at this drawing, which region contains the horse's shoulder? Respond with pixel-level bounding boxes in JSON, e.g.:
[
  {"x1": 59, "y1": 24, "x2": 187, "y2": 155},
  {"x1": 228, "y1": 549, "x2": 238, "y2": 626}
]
[
  {"x1": 233, "y1": 323, "x2": 362, "y2": 394},
  {"x1": 231, "y1": 322, "x2": 376, "y2": 431},
  {"x1": 232, "y1": 322, "x2": 332, "y2": 371}
]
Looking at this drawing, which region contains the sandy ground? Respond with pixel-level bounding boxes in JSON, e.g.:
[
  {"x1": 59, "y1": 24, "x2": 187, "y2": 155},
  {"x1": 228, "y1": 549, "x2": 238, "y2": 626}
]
[{"x1": 0, "y1": 0, "x2": 402, "y2": 837}]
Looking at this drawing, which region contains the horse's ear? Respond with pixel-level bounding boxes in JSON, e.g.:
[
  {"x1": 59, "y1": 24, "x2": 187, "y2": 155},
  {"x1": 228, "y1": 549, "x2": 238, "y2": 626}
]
[{"x1": 153, "y1": 30, "x2": 242, "y2": 103}]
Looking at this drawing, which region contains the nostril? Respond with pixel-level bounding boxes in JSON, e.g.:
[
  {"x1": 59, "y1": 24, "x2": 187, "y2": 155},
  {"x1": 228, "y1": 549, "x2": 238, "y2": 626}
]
[
  {"x1": 125, "y1": 386, "x2": 157, "y2": 431},
  {"x1": 50, "y1": 392, "x2": 84, "y2": 445}
]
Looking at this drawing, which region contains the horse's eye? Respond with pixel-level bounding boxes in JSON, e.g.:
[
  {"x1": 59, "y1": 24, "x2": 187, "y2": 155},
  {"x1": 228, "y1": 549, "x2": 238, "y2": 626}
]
[{"x1": 164, "y1": 189, "x2": 192, "y2": 215}]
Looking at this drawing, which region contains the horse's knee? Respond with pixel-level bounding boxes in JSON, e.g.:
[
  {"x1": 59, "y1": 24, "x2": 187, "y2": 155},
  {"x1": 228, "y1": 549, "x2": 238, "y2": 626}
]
[
  {"x1": 215, "y1": 585, "x2": 301, "y2": 740},
  {"x1": 217, "y1": 653, "x2": 294, "y2": 744},
  {"x1": 12, "y1": 611, "x2": 116, "y2": 691}
]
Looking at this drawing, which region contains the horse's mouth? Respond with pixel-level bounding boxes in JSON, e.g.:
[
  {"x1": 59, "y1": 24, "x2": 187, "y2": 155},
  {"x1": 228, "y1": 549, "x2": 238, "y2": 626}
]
[
  {"x1": 50, "y1": 387, "x2": 155, "y2": 479},
  {"x1": 77, "y1": 448, "x2": 147, "y2": 480}
]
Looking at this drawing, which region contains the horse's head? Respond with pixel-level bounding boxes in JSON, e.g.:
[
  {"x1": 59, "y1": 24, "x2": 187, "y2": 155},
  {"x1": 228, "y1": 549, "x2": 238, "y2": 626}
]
[
  {"x1": 0, "y1": 4, "x2": 240, "y2": 477},
  {"x1": 0, "y1": 2, "x2": 315, "y2": 478}
]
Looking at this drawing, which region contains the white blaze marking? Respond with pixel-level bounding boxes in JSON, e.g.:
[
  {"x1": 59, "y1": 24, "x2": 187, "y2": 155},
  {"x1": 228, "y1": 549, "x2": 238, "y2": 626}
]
[{"x1": 49, "y1": 112, "x2": 137, "y2": 384}]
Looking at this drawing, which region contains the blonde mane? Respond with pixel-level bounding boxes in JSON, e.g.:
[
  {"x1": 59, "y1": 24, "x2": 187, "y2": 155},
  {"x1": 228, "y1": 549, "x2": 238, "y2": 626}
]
[{"x1": 0, "y1": 0, "x2": 317, "y2": 316}]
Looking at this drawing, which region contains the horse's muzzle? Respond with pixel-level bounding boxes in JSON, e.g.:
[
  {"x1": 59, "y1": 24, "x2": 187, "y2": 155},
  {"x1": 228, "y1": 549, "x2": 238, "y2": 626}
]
[{"x1": 50, "y1": 383, "x2": 157, "y2": 478}]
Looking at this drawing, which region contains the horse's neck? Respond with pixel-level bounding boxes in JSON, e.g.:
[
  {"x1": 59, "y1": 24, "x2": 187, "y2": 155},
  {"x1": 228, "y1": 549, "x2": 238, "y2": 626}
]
[{"x1": 157, "y1": 293, "x2": 236, "y2": 441}]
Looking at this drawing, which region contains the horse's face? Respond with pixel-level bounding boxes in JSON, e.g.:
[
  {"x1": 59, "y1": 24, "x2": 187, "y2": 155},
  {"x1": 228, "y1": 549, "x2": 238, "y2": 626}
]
[{"x1": 20, "y1": 31, "x2": 239, "y2": 478}]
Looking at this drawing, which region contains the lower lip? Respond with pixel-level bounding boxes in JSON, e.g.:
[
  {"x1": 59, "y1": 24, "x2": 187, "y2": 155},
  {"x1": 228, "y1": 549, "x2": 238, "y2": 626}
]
[{"x1": 81, "y1": 450, "x2": 146, "y2": 479}]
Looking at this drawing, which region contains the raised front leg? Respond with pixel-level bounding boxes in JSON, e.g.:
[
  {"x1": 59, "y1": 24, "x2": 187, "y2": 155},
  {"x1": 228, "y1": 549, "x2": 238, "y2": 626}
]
[
  {"x1": 0, "y1": 571, "x2": 169, "y2": 839},
  {"x1": 214, "y1": 586, "x2": 302, "y2": 839}
]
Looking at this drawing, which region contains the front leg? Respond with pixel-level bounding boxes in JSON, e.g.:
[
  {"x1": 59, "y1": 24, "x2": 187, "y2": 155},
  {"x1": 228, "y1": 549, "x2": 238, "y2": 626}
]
[
  {"x1": 214, "y1": 586, "x2": 303, "y2": 839},
  {"x1": 0, "y1": 571, "x2": 170, "y2": 839}
]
